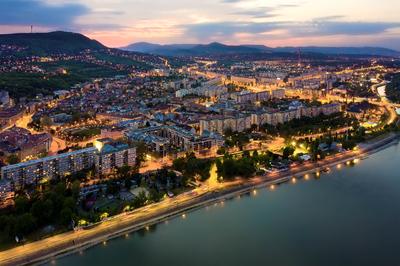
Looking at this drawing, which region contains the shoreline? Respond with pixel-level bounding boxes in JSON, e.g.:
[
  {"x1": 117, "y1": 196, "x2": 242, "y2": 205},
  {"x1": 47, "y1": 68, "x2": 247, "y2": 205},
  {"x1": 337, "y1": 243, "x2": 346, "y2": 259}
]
[{"x1": 1, "y1": 133, "x2": 399, "y2": 266}]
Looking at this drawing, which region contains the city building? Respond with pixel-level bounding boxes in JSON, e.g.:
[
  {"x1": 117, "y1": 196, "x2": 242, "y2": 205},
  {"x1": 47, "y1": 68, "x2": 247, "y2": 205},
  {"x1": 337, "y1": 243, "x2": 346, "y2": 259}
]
[
  {"x1": 199, "y1": 114, "x2": 253, "y2": 134},
  {"x1": 0, "y1": 107, "x2": 23, "y2": 129},
  {"x1": 231, "y1": 90, "x2": 270, "y2": 103},
  {"x1": 271, "y1": 88, "x2": 286, "y2": 99},
  {"x1": 230, "y1": 76, "x2": 256, "y2": 86},
  {"x1": 1, "y1": 140, "x2": 136, "y2": 189},
  {"x1": 1, "y1": 147, "x2": 98, "y2": 189},
  {"x1": 0, "y1": 90, "x2": 11, "y2": 109},
  {"x1": 201, "y1": 103, "x2": 341, "y2": 133},
  {"x1": 94, "y1": 138, "x2": 136, "y2": 175},
  {"x1": 0, "y1": 127, "x2": 52, "y2": 160},
  {"x1": 0, "y1": 179, "x2": 14, "y2": 208},
  {"x1": 175, "y1": 78, "x2": 227, "y2": 98},
  {"x1": 126, "y1": 125, "x2": 224, "y2": 154}
]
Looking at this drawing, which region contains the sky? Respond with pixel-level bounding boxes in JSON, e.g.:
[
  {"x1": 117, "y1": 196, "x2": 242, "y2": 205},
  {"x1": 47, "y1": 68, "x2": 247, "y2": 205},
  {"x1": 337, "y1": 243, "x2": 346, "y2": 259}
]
[{"x1": 1, "y1": 0, "x2": 400, "y2": 49}]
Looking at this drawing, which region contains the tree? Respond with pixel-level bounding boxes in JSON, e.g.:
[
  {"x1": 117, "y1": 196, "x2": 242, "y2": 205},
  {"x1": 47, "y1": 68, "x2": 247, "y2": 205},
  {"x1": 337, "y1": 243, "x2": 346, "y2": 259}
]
[
  {"x1": 40, "y1": 115, "x2": 53, "y2": 128},
  {"x1": 31, "y1": 199, "x2": 53, "y2": 224},
  {"x1": 252, "y1": 150, "x2": 259, "y2": 159},
  {"x1": 60, "y1": 208, "x2": 73, "y2": 227},
  {"x1": 172, "y1": 157, "x2": 186, "y2": 172},
  {"x1": 71, "y1": 180, "x2": 81, "y2": 200},
  {"x1": 238, "y1": 157, "x2": 256, "y2": 178},
  {"x1": 15, "y1": 213, "x2": 36, "y2": 237},
  {"x1": 173, "y1": 155, "x2": 212, "y2": 182},
  {"x1": 250, "y1": 124, "x2": 258, "y2": 132},
  {"x1": 216, "y1": 147, "x2": 226, "y2": 155},
  {"x1": 1, "y1": 215, "x2": 17, "y2": 238},
  {"x1": 283, "y1": 146, "x2": 295, "y2": 159},
  {"x1": 6, "y1": 154, "x2": 20, "y2": 165},
  {"x1": 106, "y1": 181, "x2": 120, "y2": 195},
  {"x1": 124, "y1": 178, "x2": 132, "y2": 190},
  {"x1": 14, "y1": 196, "x2": 30, "y2": 214},
  {"x1": 217, "y1": 158, "x2": 237, "y2": 179},
  {"x1": 132, "y1": 191, "x2": 147, "y2": 208},
  {"x1": 342, "y1": 139, "x2": 357, "y2": 150},
  {"x1": 117, "y1": 165, "x2": 132, "y2": 179},
  {"x1": 71, "y1": 111, "x2": 82, "y2": 123},
  {"x1": 149, "y1": 189, "x2": 163, "y2": 203},
  {"x1": 223, "y1": 127, "x2": 233, "y2": 137},
  {"x1": 55, "y1": 182, "x2": 67, "y2": 196},
  {"x1": 63, "y1": 197, "x2": 76, "y2": 211},
  {"x1": 134, "y1": 141, "x2": 148, "y2": 168}
]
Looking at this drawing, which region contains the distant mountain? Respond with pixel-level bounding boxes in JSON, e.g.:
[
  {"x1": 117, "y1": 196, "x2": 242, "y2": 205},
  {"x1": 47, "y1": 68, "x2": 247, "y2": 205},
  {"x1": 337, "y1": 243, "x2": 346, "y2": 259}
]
[
  {"x1": 122, "y1": 41, "x2": 400, "y2": 57},
  {"x1": 122, "y1": 42, "x2": 196, "y2": 54},
  {"x1": 273, "y1": 46, "x2": 400, "y2": 57},
  {"x1": 0, "y1": 31, "x2": 106, "y2": 56},
  {"x1": 122, "y1": 42, "x2": 263, "y2": 56},
  {"x1": 123, "y1": 42, "x2": 162, "y2": 53},
  {"x1": 190, "y1": 42, "x2": 264, "y2": 55}
]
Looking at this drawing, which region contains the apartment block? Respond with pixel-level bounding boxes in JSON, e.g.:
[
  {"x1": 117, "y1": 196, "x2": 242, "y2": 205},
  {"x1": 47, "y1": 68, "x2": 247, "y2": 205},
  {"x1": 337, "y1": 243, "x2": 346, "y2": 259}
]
[{"x1": 1, "y1": 140, "x2": 137, "y2": 188}]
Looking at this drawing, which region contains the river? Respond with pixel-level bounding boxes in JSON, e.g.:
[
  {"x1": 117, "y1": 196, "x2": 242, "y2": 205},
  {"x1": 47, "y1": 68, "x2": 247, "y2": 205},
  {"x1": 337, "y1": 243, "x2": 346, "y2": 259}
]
[{"x1": 49, "y1": 143, "x2": 400, "y2": 266}]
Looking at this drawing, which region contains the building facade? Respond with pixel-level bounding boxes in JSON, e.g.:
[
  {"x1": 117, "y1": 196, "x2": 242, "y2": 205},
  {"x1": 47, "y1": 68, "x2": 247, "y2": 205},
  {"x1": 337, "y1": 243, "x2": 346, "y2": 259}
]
[
  {"x1": 201, "y1": 103, "x2": 341, "y2": 133},
  {"x1": 1, "y1": 141, "x2": 136, "y2": 189},
  {"x1": 126, "y1": 125, "x2": 224, "y2": 154}
]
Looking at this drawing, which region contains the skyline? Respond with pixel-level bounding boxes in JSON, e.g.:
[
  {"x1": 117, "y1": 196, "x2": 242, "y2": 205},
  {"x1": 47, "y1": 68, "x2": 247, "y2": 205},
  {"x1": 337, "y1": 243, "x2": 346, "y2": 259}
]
[{"x1": 1, "y1": 0, "x2": 400, "y2": 49}]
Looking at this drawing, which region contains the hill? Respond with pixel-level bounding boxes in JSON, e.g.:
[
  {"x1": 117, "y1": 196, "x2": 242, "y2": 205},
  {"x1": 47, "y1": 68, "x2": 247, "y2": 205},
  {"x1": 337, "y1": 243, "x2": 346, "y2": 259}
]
[
  {"x1": 0, "y1": 31, "x2": 106, "y2": 56},
  {"x1": 122, "y1": 42, "x2": 400, "y2": 57},
  {"x1": 0, "y1": 32, "x2": 166, "y2": 99}
]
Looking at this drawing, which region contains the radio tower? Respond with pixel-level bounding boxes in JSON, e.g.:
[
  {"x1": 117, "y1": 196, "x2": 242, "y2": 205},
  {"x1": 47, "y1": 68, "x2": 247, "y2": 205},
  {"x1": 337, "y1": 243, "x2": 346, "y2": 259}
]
[{"x1": 30, "y1": 25, "x2": 33, "y2": 33}]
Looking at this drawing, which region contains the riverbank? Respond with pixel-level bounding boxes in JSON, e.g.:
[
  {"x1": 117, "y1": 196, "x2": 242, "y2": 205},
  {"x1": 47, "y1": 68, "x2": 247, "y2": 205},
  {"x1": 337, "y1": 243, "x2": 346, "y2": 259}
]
[{"x1": 0, "y1": 132, "x2": 399, "y2": 266}]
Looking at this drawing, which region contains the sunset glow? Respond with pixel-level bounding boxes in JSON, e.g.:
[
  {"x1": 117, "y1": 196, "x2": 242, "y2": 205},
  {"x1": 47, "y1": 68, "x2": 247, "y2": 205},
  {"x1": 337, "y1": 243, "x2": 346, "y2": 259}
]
[{"x1": 1, "y1": 0, "x2": 400, "y2": 48}]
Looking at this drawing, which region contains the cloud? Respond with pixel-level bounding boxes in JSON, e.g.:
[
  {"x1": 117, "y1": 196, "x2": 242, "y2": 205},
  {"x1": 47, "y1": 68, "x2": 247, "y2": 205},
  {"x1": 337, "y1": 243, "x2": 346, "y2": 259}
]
[
  {"x1": 226, "y1": 2, "x2": 301, "y2": 19},
  {"x1": 221, "y1": 0, "x2": 246, "y2": 3},
  {"x1": 183, "y1": 19, "x2": 400, "y2": 42},
  {"x1": 313, "y1": 15, "x2": 345, "y2": 21},
  {"x1": 290, "y1": 20, "x2": 400, "y2": 36},
  {"x1": 232, "y1": 9, "x2": 278, "y2": 19},
  {"x1": 184, "y1": 21, "x2": 280, "y2": 40},
  {"x1": 0, "y1": 0, "x2": 89, "y2": 27}
]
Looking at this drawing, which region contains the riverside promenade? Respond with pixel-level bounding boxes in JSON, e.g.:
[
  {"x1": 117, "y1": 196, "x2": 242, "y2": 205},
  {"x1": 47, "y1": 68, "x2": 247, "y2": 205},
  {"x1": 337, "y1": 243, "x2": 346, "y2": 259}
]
[{"x1": 0, "y1": 133, "x2": 398, "y2": 266}]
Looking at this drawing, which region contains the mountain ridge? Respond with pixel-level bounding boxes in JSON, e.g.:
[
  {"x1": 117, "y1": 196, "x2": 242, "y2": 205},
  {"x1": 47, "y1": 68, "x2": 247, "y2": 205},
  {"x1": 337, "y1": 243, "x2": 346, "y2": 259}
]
[
  {"x1": 1, "y1": 31, "x2": 398, "y2": 58},
  {"x1": 122, "y1": 42, "x2": 400, "y2": 57}
]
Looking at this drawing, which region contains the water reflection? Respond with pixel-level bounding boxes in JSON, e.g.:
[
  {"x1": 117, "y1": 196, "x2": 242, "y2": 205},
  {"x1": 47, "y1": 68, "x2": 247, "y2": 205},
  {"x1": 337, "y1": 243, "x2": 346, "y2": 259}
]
[{"x1": 53, "y1": 145, "x2": 400, "y2": 266}]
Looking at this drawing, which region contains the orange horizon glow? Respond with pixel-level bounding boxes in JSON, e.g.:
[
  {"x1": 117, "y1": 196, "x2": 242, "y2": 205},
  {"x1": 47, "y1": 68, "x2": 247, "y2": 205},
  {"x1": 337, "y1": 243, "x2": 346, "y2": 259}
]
[{"x1": 1, "y1": 0, "x2": 400, "y2": 49}]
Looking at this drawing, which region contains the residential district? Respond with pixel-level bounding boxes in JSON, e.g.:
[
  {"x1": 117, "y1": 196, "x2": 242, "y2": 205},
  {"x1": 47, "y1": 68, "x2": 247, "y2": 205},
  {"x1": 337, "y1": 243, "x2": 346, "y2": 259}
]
[{"x1": 0, "y1": 49, "x2": 400, "y2": 250}]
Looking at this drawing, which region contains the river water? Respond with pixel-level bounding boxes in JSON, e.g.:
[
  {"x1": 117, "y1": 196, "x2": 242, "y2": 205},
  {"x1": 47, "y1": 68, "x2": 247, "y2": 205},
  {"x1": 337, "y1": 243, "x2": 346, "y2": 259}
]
[{"x1": 50, "y1": 143, "x2": 400, "y2": 266}]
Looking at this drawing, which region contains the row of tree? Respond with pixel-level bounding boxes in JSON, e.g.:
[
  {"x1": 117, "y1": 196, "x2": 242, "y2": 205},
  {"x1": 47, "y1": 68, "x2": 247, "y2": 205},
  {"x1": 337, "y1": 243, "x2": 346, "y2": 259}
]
[
  {"x1": 216, "y1": 151, "x2": 273, "y2": 180},
  {"x1": 261, "y1": 113, "x2": 358, "y2": 137},
  {"x1": 0, "y1": 181, "x2": 80, "y2": 242},
  {"x1": 172, "y1": 153, "x2": 213, "y2": 182}
]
